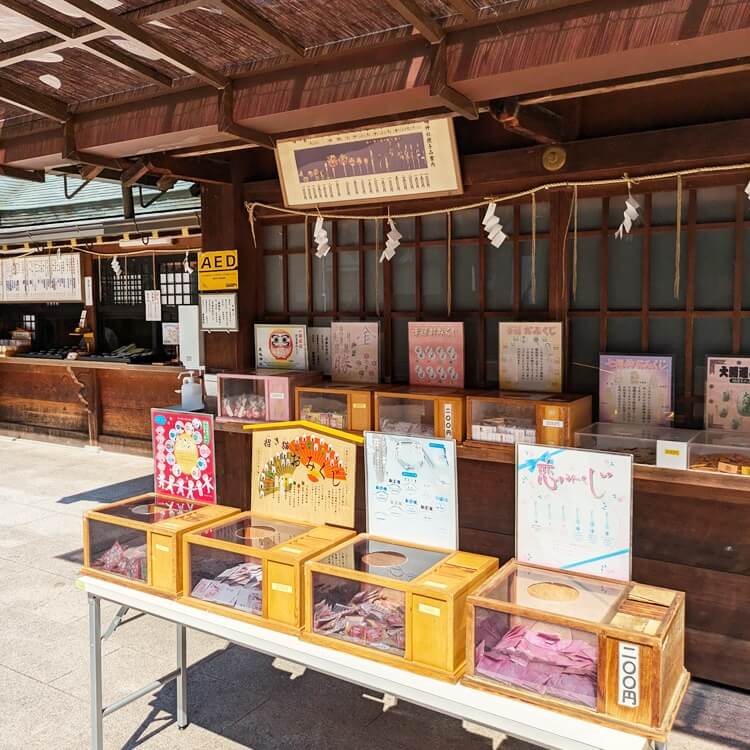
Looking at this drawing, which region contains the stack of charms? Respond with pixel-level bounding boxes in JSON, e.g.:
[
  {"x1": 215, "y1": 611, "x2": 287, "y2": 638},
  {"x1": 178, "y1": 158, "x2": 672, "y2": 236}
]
[
  {"x1": 93, "y1": 540, "x2": 147, "y2": 581},
  {"x1": 300, "y1": 404, "x2": 346, "y2": 430},
  {"x1": 191, "y1": 561, "x2": 263, "y2": 615},
  {"x1": 474, "y1": 617, "x2": 598, "y2": 709},
  {"x1": 313, "y1": 579, "x2": 406, "y2": 655},
  {"x1": 222, "y1": 393, "x2": 267, "y2": 421},
  {"x1": 379, "y1": 418, "x2": 433, "y2": 437}
]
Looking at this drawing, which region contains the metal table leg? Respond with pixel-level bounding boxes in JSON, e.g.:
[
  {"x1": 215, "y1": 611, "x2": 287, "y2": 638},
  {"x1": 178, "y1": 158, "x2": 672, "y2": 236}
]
[
  {"x1": 89, "y1": 594, "x2": 103, "y2": 750},
  {"x1": 176, "y1": 623, "x2": 188, "y2": 729}
]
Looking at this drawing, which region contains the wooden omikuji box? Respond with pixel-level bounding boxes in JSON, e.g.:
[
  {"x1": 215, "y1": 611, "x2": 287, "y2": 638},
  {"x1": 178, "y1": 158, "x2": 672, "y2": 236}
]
[
  {"x1": 465, "y1": 392, "x2": 592, "y2": 450},
  {"x1": 295, "y1": 383, "x2": 376, "y2": 432},
  {"x1": 304, "y1": 534, "x2": 498, "y2": 681},
  {"x1": 373, "y1": 386, "x2": 464, "y2": 441},
  {"x1": 81, "y1": 493, "x2": 239, "y2": 597},
  {"x1": 181, "y1": 512, "x2": 355, "y2": 633},
  {"x1": 463, "y1": 560, "x2": 689, "y2": 741}
]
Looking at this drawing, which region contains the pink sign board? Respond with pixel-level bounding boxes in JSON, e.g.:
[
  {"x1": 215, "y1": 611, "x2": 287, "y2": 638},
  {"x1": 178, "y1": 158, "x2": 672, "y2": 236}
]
[
  {"x1": 152, "y1": 409, "x2": 217, "y2": 503},
  {"x1": 705, "y1": 356, "x2": 750, "y2": 432},
  {"x1": 599, "y1": 354, "x2": 673, "y2": 426},
  {"x1": 408, "y1": 321, "x2": 464, "y2": 387},
  {"x1": 331, "y1": 321, "x2": 379, "y2": 383}
]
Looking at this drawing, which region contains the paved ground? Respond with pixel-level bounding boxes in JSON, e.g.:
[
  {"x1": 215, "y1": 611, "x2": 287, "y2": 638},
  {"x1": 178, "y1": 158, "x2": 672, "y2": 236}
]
[{"x1": 0, "y1": 436, "x2": 748, "y2": 750}]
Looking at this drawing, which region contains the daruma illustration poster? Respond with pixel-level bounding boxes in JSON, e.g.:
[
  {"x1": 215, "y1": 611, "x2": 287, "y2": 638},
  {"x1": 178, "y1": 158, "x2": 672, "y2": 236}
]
[
  {"x1": 407, "y1": 321, "x2": 464, "y2": 387},
  {"x1": 255, "y1": 324, "x2": 309, "y2": 370},
  {"x1": 152, "y1": 409, "x2": 216, "y2": 503}
]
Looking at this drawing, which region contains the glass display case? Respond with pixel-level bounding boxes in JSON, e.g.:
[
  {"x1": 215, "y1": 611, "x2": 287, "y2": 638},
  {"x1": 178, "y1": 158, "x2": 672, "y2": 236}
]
[
  {"x1": 688, "y1": 429, "x2": 750, "y2": 475},
  {"x1": 217, "y1": 370, "x2": 321, "y2": 423},
  {"x1": 82, "y1": 493, "x2": 238, "y2": 596},
  {"x1": 466, "y1": 392, "x2": 591, "y2": 448},
  {"x1": 295, "y1": 383, "x2": 375, "y2": 432},
  {"x1": 373, "y1": 387, "x2": 464, "y2": 441},
  {"x1": 182, "y1": 511, "x2": 356, "y2": 633},
  {"x1": 464, "y1": 560, "x2": 688, "y2": 739},
  {"x1": 576, "y1": 422, "x2": 701, "y2": 466},
  {"x1": 304, "y1": 534, "x2": 498, "y2": 679}
]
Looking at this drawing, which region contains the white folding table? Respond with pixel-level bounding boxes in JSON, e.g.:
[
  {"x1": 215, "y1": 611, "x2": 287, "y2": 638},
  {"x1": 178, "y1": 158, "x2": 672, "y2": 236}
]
[{"x1": 79, "y1": 576, "x2": 663, "y2": 750}]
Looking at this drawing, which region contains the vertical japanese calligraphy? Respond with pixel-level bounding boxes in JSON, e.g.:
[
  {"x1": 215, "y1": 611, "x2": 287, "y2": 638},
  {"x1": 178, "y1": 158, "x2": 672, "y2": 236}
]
[
  {"x1": 331, "y1": 322, "x2": 379, "y2": 383},
  {"x1": 499, "y1": 322, "x2": 563, "y2": 392}
]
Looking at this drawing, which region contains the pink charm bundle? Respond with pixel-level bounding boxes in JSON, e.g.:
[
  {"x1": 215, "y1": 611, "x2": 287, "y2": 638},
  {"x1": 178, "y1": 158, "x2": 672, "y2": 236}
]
[
  {"x1": 222, "y1": 393, "x2": 267, "y2": 420},
  {"x1": 93, "y1": 540, "x2": 147, "y2": 581},
  {"x1": 191, "y1": 561, "x2": 263, "y2": 615}
]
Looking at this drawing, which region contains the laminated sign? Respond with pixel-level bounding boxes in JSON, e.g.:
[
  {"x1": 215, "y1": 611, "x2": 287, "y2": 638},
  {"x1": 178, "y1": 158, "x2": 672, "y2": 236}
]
[{"x1": 198, "y1": 250, "x2": 238, "y2": 291}]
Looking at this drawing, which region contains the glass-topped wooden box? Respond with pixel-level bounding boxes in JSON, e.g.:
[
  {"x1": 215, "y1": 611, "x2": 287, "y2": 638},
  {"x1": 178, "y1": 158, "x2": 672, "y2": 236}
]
[
  {"x1": 373, "y1": 386, "x2": 464, "y2": 441},
  {"x1": 295, "y1": 383, "x2": 376, "y2": 432},
  {"x1": 81, "y1": 493, "x2": 239, "y2": 597},
  {"x1": 688, "y1": 429, "x2": 750, "y2": 475},
  {"x1": 464, "y1": 559, "x2": 689, "y2": 741},
  {"x1": 303, "y1": 534, "x2": 498, "y2": 680},
  {"x1": 217, "y1": 370, "x2": 321, "y2": 423}
]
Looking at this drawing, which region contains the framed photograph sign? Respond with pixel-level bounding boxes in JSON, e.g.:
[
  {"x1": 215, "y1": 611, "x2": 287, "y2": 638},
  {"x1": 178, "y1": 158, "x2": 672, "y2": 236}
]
[{"x1": 275, "y1": 118, "x2": 463, "y2": 208}]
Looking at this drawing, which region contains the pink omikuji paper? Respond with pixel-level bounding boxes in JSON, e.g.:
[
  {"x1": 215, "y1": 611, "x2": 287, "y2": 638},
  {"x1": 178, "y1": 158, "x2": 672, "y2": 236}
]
[{"x1": 408, "y1": 322, "x2": 464, "y2": 388}]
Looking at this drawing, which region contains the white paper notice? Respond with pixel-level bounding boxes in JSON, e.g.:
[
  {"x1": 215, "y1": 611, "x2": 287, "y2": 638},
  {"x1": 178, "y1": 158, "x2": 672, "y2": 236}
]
[
  {"x1": 144, "y1": 289, "x2": 162, "y2": 321},
  {"x1": 656, "y1": 440, "x2": 689, "y2": 470},
  {"x1": 84, "y1": 276, "x2": 94, "y2": 307},
  {"x1": 200, "y1": 292, "x2": 238, "y2": 331},
  {"x1": 162, "y1": 322, "x2": 180, "y2": 346},
  {"x1": 364, "y1": 432, "x2": 458, "y2": 550}
]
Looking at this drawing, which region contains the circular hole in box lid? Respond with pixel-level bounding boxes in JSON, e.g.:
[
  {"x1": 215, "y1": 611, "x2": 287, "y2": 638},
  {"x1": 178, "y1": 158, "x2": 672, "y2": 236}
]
[
  {"x1": 132, "y1": 503, "x2": 177, "y2": 516},
  {"x1": 235, "y1": 524, "x2": 278, "y2": 541},
  {"x1": 361, "y1": 551, "x2": 407, "y2": 568},
  {"x1": 527, "y1": 581, "x2": 580, "y2": 602}
]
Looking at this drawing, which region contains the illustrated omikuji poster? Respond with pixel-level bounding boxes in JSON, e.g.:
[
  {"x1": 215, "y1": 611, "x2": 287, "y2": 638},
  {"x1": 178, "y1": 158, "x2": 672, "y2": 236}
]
[
  {"x1": 331, "y1": 321, "x2": 379, "y2": 384},
  {"x1": 499, "y1": 322, "x2": 563, "y2": 392},
  {"x1": 599, "y1": 354, "x2": 673, "y2": 426},
  {"x1": 255, "y1": 324, "x2": 309, "y2": 370},
  {"x1": 516, "y1": 444, "x2": 633, "y2": 581},
  {"x1": 308, "y1": 327, "x2": 332, "y2": 375},
  {"x1": 152, "y1": 409, "x2": 216, "y2": 504},
  {"x1": 407, "y1": 321, "x2": 464, "y2": 388},
  {"x1": 364, "y1": 432, "x2": 458, "y2": 550},
  {"x1": 251, "y1": 424, "x2": 357, "y2": 527},
  {"x1": 705, "y1": 356, "x2": 750, "y2": 431}
]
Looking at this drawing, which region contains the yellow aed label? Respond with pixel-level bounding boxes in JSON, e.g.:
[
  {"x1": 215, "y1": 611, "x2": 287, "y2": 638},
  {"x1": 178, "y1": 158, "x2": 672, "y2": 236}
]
[
  {"x1": 423, "y1": 581, "x2": 448, "y2": 589},
  {"x1": 279, "y1": 546, "x2": 302, "y2": 554},
  {"x1": 198, "y1": 250, "x2": 239, "y2": 291},
  {"x1": 271, "y1": 582, "x2": 293, "y2": 594},
  {"x1": 154, "y1": 544, "x2": 170, "y2": 552},
  {"x1": 352, "y1": 403, "x2": 366, "y2": 409},
  {"x1": 664, "y1": 449, "x2": 680, "y2": 456},
  {"x1": 418, "y1": 603, "x2": 441, "y2": 617}
]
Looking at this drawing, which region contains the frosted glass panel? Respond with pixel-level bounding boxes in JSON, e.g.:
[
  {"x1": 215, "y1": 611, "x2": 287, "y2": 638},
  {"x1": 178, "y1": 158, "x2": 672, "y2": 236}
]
[
  {"x1": 743, "y1": 231, "x2": 750, "y2": 309},
  {"x1": 520, "y1": 201, "x2": 550, "y2": 232},
  {"x1": 364, "y1": 219, "x2": 384, "y2": 244},
  {"x1": 421, "y1": 214, "x2": 445, "y2": 240},
  {"x1": 649, "y1": 317, "x2": 684, "y2": 398},
  {"x1": 652, "y1": 191, "x2": 686, "y2": 225},
  {"x1": 693, "y1": 318, "x2": 732, "y2": 396},
  {"x1": 695, "y1": 229, "x2": 733, "y2": 309},
  {"x1": 696, "y1": 185, "x2": 737, "y2": 222},
  {"x1": 569, "y1": 318, "x2": 599, "y2": 394},
  {"x1": 264, "y1": 256, "x2": 284, "y2": 313},
  {"x1": 338, "y1": 251, "x2": 360, "y2": 312},
  {"x1": 520, "y1": 239, "x2": 548, "y2": 310},
  {"x1": 262, "y1": 224, "x2": 283, "y2": 250},
  {"x1": 486, "y1": 245, "x2": 513, "y2": 311},
  {"x1": 576, "y1": 197, "x2": 603, "y2": 231},
  {"x1": 287, "y1": 223, "x2": 305, "y2": 249},
  {"x1": 287, "y1": 254, "x2": 307, "y2": 312},
  {"x1": 422, "y1": 246, "x2": 448, "y2": 314},
  {"x1": 608, "y1": 235, "x2": 642, "y2": 309},
  {"x1": 364, "y1": 250, "x2": 384, "y2": 314},
  {"x1": 569, "y1": 237, "x2": 600, "y2": 310},
  {"x1": 453, "y1": 208, "x2": 478, "y2": 238},
  {"x1": 464, "y1": 318, "x2": 480, "y2": 387},
  {"x1": 453, "y1": 244, "x2": 480, "y2": 311},
  {"x1": 337, "y1": 220, "x2": 359, "y2": 245},
  {"x1": 742, "y1": 320, "x2": 750, "y2": 352},
  {"x1": 313, "y1": 252, "x2": 333, "y2": 313},
  {"x1": 485, "y1": 317, "x2": 503, "y2": 384},
  {"x1": 392, "y1": 247, "x2": 416, "y2": 311},
  {"x1": 650, "y1": 231, "x2": 686, "y2": 310},
  {"x1": 607, "y1": 317, "x2": 641, "y2": 353},
  {"x1": 392, "y1": 317, "x2": 414, "y2": 381}
]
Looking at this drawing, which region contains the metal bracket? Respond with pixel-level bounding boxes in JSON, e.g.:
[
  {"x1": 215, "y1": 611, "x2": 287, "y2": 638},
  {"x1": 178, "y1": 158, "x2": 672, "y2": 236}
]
[
  {"x1": 101, "y1": 605, "x2": 143, "y2": 641},
  {"x1": 63, "y1": 172, "x2": 94, "y2": 200},
  {"x1": 271, "y1": 657, "x2": 307, "y2": 680},
  {"x1": 362, "y1": 692, "x2": 398, "y2": 712},
  {"x1": 462, "y1": 720, "x2": 506, "y2": 749},
  {"x1": 137, "y1": 184, "x2": 167, "y2": 209}
]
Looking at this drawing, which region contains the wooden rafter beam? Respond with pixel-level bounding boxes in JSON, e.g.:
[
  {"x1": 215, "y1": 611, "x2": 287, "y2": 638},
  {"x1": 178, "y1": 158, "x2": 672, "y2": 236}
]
[
  {"x1": 428, "y1": 39, "x2": 477, "y2": 119},
  {"x1": 123, "y1": 0, "x2": 207, "y2": 23},
  {"x1": 489, "y1": 97, "x2": 564, "y2": 144},
  {"x1": 120, "y1": 158, "x2": 151, "y2": 187},
  {"x1": 384, "y1": 0, "x2": 444, "y2": 44},
  {"x1": 0, "y1": 164, "x2": 45, "y2": 182},
  {"x1": 218, "y1": 85, "x2": 275, "y2": 150},
  {"x1": 144, "y1": 153, "x2": 232, "y2": 184},
  {"x1": 210, "y1": 0, "x2": 304, "y2": 60},
  {"x1": 0, "y1": 76, "x2": 68, "y2": 121},
  {"x1": 84, "y1": 39, "x2": 173, "y2": 88},
  {"x1": 445, "y1": 0, "x2": 478, "y2": 20}
]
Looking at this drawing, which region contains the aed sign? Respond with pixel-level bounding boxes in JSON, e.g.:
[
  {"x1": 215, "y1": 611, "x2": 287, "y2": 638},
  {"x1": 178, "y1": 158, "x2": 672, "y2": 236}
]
[
  {"x1": 198, "y1": 250, "x2": 238, "y2": 291},
  {"x1": 618, "y1": 641, "x2": 640, "y2": 708}
]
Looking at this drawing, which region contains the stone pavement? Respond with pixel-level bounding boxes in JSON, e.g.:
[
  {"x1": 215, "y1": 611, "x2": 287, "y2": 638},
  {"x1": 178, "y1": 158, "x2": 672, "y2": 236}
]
[{"x1": 0, "y1": 436, "x2": 748, "y2": 750}]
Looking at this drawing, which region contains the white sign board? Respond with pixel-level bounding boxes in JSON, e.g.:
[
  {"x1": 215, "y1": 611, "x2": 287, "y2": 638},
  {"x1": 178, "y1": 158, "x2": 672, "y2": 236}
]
[
  {"x1": 0, "y1": 253, "x2": 82, "y2": 303},
  {"x1": 308, "y1": 326, "x2": 332, "y2": 375},
  {"x1": 144, "y1": 289, "x2": 162, "y2": 321},
  {"x1": 656, "y1": 439, "x2": 689, "y2": 470},
  {"x1": 516, "y1": 444, "x2": 633, "y2": 580},
  {"x1": 162, "y1": 322, "x2": 180, "y2": 346},
  {"x1": 200, "y1": 293, "x2": 238, "y2": 331},
  {"x1": 364, "y1": 432, "x2": 458, "y2": 550}
]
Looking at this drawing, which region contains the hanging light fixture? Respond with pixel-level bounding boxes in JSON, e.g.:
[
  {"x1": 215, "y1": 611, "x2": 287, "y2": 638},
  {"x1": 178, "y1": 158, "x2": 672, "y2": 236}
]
[
  {"x1": 313, "y1": 216, "x2": 331, "y2": 258},
  {"x1": 482, "y1": 202, "x2": 507, "y2": 247},
  {"x1": 380, "y1": 218, "x2": 401, "y2": 262}
]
